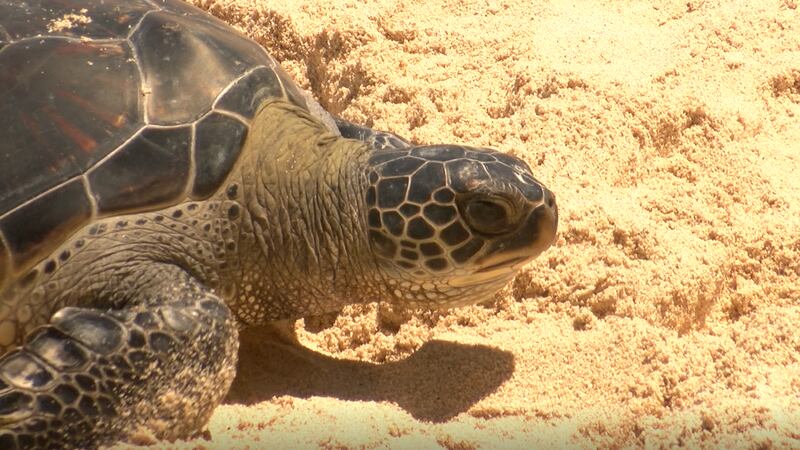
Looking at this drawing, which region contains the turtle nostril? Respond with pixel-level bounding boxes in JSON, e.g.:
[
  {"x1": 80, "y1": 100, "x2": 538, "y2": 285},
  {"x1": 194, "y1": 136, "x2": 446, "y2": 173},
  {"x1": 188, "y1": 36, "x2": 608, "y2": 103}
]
[
  {"x1": 544, "y1": 188, "x2": 556, "y2": 210},
  {"x1": 541, "y1": 188, "x2": 558, "y2": 232},
  {"x1": 538, "y1": 191, "x2": 558, "y2": 247}
]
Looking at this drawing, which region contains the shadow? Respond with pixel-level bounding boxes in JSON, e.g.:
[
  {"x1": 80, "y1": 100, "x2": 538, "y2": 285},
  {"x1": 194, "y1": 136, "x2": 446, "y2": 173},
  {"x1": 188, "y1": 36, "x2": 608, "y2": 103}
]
[{"x1": 224, "y1": 325, "x2": 515, "y2": 422}]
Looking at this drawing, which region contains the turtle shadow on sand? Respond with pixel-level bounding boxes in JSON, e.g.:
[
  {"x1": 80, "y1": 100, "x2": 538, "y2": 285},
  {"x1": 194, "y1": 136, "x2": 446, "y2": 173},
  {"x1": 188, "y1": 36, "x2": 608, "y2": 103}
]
[{"x1": 225, "y1": 325, "x2": 515, "y2": 422}]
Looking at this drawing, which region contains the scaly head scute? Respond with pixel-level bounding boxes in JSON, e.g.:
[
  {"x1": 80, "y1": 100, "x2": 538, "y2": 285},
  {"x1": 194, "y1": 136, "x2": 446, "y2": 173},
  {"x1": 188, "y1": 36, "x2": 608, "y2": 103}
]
[{"x1": 365, "y1": 144, "x2": 558, "y2": 307}]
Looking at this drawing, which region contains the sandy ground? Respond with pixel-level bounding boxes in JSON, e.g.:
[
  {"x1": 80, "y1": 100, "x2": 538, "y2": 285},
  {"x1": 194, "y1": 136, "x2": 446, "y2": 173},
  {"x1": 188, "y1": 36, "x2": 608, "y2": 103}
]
[{"x1": 120, "y1": 0, "x2": 800, "y2": 448}]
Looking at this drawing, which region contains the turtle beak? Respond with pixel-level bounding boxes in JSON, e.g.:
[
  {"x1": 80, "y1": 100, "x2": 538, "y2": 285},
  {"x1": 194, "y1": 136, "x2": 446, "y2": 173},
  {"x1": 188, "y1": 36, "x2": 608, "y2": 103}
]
[
  {"x1": 476, "y1": 187, "x2": 558, "y2": 269},
  {"x1": 448, "y1": 188, "x2": 557, "y2": 289},
  {"x1": 531, "y1": 187, "x2": 558, "y2": 253}
]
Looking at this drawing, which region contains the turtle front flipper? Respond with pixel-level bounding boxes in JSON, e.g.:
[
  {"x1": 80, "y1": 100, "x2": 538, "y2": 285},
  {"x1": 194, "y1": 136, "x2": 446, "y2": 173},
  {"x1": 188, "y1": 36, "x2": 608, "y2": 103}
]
[
  {"x1": 0, "y1": 268, "x2": 238, "y2": 450},
  {"x1": 334, "y1": 117, "x2": 412, "y2": 151}
]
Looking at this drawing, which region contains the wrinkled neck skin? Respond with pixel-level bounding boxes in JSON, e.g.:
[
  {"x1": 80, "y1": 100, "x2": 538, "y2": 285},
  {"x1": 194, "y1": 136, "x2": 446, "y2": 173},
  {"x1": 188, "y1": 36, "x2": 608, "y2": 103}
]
[{"x1": 232, "y1": 100, "x2": 383, "y2": 324}]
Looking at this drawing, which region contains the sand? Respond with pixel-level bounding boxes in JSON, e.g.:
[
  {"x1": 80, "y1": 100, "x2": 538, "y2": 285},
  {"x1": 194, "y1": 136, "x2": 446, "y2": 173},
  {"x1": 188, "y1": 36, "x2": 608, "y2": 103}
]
[{"x1": 119, "y1": 0, "x2": 800, "y2": 448}]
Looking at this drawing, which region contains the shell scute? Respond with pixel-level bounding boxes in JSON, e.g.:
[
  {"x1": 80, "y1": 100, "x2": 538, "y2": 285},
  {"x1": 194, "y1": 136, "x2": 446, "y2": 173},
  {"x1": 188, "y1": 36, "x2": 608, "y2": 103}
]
[
  {"x1": 215, "y1": 67, "x2": 283, "y2": 120},
  {"x1": 87, "y1": 126, "x2": 192, "y2": 214},
  {"x1": 0, "y1": 38, "x2": 141, "y2": 214},
  {"x1": 130, "y1": 10, "x2": 270, "y2": 125},
  {"x1": 0, "y1": 179, "x2": 92, "y2": 271},
  {"x1": 0, "y1": 0, "x2": 153, "y2": 41},
  {"x1": 192, "y1": 113, "x2": 248, "y2": 199}
]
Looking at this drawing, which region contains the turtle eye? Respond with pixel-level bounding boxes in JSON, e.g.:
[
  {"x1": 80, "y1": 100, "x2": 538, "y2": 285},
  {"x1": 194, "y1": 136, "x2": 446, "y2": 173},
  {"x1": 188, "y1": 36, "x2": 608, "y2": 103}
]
[{"x1": 463, "y1": 197, "x2": 515, "y2": 235}]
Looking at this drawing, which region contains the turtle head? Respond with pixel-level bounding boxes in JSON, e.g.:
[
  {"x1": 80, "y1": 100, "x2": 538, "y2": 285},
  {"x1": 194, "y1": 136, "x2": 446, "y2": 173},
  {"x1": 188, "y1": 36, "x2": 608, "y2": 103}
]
[{"x1": 365, "y1": 145, "x2": 558, "y2": 307}]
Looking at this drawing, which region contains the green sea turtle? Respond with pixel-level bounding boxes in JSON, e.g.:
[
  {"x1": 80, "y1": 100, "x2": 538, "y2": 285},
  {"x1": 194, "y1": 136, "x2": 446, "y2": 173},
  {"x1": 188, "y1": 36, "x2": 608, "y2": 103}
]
[{"x1": 0, "y1": 0, "x2": 558, "y2": 448}]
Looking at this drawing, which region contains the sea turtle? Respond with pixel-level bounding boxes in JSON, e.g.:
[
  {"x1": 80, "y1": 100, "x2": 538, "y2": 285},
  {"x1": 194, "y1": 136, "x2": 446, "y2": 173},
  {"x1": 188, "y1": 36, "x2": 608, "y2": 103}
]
[{"x1": 0, "y1": 0, "x2": 558, "y2": 448}]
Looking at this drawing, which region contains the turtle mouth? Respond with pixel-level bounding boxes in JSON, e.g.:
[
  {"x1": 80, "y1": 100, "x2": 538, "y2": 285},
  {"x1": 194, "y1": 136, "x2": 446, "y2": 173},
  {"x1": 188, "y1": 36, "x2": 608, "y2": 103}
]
[
  {"x1": 476, "y1": 255, "x2": 528, "y2": 273},
  {"x1": 446, "y1": 254, "x2": 529, "y2": 288},
  {"x1": 447, "y1": 261, "x2": 521, "y2": 288}
]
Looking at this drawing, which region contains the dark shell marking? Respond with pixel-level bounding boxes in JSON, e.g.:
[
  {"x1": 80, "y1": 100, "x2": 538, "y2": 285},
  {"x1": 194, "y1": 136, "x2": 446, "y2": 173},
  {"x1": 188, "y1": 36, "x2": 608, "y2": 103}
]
[{"x1": 0, "y1": 0, "x2": 307, "y2": 278}]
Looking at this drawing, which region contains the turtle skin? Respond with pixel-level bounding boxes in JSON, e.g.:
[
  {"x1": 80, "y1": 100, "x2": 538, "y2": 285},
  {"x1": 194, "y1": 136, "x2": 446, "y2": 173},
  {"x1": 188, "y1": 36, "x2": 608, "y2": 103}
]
[{"x1": 0, "y1": 1, "x2": 559, "y2": 449}]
